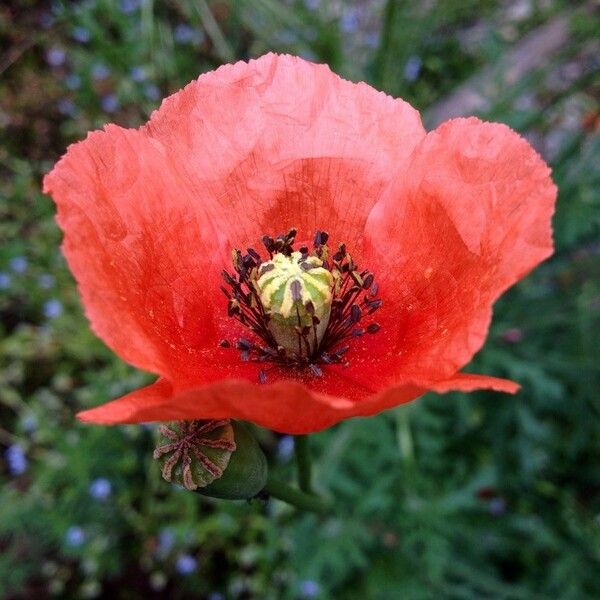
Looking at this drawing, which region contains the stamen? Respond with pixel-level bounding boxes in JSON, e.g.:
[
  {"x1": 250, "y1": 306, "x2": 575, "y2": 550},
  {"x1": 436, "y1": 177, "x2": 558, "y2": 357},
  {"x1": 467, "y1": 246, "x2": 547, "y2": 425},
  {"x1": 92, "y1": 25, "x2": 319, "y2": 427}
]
[{"x1": 220, "y1": 228, "x2": 382, "y2": 375}]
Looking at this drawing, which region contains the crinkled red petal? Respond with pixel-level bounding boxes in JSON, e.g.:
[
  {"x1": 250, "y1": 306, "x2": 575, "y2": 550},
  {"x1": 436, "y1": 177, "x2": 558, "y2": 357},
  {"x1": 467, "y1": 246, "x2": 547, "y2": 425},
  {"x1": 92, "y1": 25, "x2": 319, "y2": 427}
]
[
  {"x1": 44, "y1": 57, "x2": 555, "y2": 433},
  {"x1": 77, "y1": 372, "x2": 517, "y2": 434},
  {"x1": 43, "y1": 53, "x2": 425, "y2": 383},
  {"x1": 359, "y1": 117, "x2": 556, "y2": 382}
]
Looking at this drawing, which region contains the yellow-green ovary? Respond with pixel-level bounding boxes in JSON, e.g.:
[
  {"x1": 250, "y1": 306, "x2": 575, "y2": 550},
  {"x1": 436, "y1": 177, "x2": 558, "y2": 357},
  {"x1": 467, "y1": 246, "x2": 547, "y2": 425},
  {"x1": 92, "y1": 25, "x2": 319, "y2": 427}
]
[{"x1": 256, "y1": 251, "x2": 334, "y2": 358}]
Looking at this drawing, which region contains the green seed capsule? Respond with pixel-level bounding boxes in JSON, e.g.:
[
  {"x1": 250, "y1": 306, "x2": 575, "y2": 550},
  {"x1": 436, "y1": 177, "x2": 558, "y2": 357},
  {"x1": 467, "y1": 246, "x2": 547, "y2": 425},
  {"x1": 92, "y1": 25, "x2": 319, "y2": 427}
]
[
  {"x1": 153, "y1": 419, "x2": 267, "y2": 500},
  {"x1": 199, "y1": 422, "x2": 268, "y2": 500}
]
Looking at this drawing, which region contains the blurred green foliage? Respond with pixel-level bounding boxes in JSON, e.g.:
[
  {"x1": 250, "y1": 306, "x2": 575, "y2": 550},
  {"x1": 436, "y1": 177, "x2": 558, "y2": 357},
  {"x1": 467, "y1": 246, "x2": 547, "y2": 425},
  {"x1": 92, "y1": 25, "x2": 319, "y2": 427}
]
[{"x1": 1, "y1": 0, "x2": 599, "y2": 599}]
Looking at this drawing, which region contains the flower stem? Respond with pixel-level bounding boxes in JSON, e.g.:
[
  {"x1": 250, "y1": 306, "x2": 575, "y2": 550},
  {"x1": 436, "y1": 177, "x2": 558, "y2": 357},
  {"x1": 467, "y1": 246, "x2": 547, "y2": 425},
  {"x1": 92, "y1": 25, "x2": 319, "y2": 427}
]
[
  {"x1": 263, "y1": 475, "x2": 331, "y2": 515},
  {"x1": 294, "y1": 434, "x2": 313, "y2": 493}
]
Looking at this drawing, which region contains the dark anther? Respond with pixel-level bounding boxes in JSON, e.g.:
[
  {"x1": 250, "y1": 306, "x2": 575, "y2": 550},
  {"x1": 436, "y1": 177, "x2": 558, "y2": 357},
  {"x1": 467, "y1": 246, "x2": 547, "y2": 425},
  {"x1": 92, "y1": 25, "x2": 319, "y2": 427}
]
[
  {"x1": 247, "y1": 248, "x2": 261, "y2": 262},
  {"x1": 227, "y1": 299, "x2": 240, "y2": 316},
  {"x1": 219, "y1": 339, "x2": 231, "y2": 348},
  {"x1": 222, "y1": 270, "x2": 236, "y2": 286},
  {"x1": 313, "y1": 230, "x2": 329, "y2": 246},
  {"x1": 366, "y1": 299, "x2": 382, "y2": 314},
  {"x1": 258, "y1": 369, "x2": 267, "y2": 384},
  {"x1": 350, "y1": 271, "x2": 363, "y2": 287},
  {"x1": 369, "y1": 282, "x2": 379, "y2": 296},
  {"x1": 262, "y1": 235, "x2": 275, "y2": 255},
  {"x1": 236, "y1": 338, "x2": 253, "y2": 351},
  {"x1": 242, "y1": 254, "x2": 256, "y2": 269},
  {"x1": 305, "y1": 300, "x2": 315, "y2": 315},
  {"x1": 233, "y1": 249, "x2": 245, "y2": 271},
  {"x1": 352, "y1": 328, "x2": 365, "y2": 337},
  {"x1": 350, "y1": 304, "x2": 362, "y2": 323},
  {"x1": 333, "y1": 244, "x2": 346, "y2": 262},
  {"x1": 309, "y1": 364, "x2": 323, "y2": 377},
  {"x1": 367, "y1": 323, "x2": 381, "y2": 334},
  {"x1": 362, "y1": 273, "x2": 374, "y2": 290}
]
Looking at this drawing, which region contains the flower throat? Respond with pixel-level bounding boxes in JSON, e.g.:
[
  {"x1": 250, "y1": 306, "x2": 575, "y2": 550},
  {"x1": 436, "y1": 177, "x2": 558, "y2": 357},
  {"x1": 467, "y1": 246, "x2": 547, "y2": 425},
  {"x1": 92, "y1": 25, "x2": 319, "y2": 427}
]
[{"x1": 220, "y1": 229, "x2": 382, "y2": 383}]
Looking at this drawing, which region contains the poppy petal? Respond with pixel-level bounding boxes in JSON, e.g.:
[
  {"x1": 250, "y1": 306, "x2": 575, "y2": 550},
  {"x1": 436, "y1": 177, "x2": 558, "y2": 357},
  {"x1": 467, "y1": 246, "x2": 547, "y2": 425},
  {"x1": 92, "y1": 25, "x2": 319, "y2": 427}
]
[
  {"x1": 77, "y1": 370, "x2": 516, "y2": 433},
  {"x1": 362, "y1": 117, "x2": 556, "y2": 382},
  {"x1": 44, "y1": 54, "x2": 426, "y2": 381},
  {"x1": 43, "y1": 126, "x2": 229, "y2": 376},
  {"x1": 143, "y1": 53, "x2": 426, "y2": 251}
]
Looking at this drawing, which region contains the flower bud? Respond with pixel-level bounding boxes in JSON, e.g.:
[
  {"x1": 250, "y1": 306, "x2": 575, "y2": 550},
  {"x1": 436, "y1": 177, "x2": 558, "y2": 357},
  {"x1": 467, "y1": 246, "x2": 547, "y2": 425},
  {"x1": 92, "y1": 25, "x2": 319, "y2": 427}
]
[
  {"x1": 200, "y1": 421, "x2": 267, "y2": 499},
  {"x1": 153, "y1": 419, "x2": 267, "y2": 500},
  {"x1": 256, "y1": 251, "x2": 333, "y2": 357}
]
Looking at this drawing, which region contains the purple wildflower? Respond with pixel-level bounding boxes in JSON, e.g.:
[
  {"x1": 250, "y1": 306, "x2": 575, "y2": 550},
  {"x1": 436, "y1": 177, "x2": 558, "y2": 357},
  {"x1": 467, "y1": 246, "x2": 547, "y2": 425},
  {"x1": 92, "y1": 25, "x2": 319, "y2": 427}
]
[
  {"x1": 89, "y1": 477, "x2": 112, "y2": 500},
  {"x1": 5, "y1": 445, "x2": 27, "y2": 475},
  {"x1": 176, "y1": 553, "x2": 197, "y2": 575},
  {"x1": 46, "y1": 47, "x2": 66, "y2": 67}
]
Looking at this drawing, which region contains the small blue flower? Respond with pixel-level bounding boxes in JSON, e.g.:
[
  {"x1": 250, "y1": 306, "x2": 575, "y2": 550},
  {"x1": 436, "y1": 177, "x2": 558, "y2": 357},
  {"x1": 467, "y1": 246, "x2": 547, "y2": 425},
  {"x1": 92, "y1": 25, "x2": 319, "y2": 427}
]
[
  {"x1": 101, "y1": 94, "x2": 119, "y2": 113},
  {"x1": 65, "y1": 525, "x2": 85, "y2": 547},
  {"x1": 9, "y1": 256, "x2": 28, "y2": 273},
  {"x1": 50, "y1": 1, "x2": 65, "y2": 16},
  {"x1": 72, "y1": 26, "x2": 90, "y2": 43},
  {"x1": 489, "y1": 497, "x2": 507, "y2": 517},
  {"x1": 38, "y1": 273, "x2": 55, "y2": 289},
  {"x1": 403, "y1": 55, "x2": 422, "y2": 82},
  {"x1": 174, "y1": 24, "x2": 203, "y2": 45},
  {"x1": 130, "y1": 66, "x2": 147, "y2": 82},
  {"x1": 64, "y1": 73, "x2": 82, "y2": 90},
  {"x1": 0, "y1": 272, "x2": 11, "y2": 289},
  {"x1": 176, "y1": 553, "x2": 197, "y2": 575},
  {"x1": 157, "y1": 528, "x2": 175, "y2": 555},
  {"x1": 340, "y1": 10, "x2": 360, "y2": 33},
  {"x1": 91, "y1": 63, "x2": 111, "y2": 81},
  {"x1": 57, "y1": 98, "x2": 77, "y2": 117},
  {"x1": 89, "y1": 477, "x2": 112, "y2": 501},
  {"x1": 119, "y1": 0, "x2": 140, "y2": 14},
  {"x1": 365, "y1": 32, "x2": 379, "y2": 48},
  {"x1": 43, "y1": 299, "x2": 63, "y2": 319},
  {"x1": 277, "y1": 435, "x2": 295, "y2": 463},
  {"x1": 22, "y1": 414, "x2": 38, "y2": 433},
  {"x1": 143, "y1": 83, "x2": 160, "y2": 101},
  {"x1": 46, "y1": 46, "x2": 66, "y2": 67},
  {"x1": 39, "y1": 13, "x2": 55, "y2": 29},
  {"x1": 207, "y1": 593, "x2": 225, "y2": 600},
  {"x1": 5, "y1": 445, "x2": 27, "y2": 475},
  {"x1": 300, "y1": 580, "x2": 321, "y2": 598}
]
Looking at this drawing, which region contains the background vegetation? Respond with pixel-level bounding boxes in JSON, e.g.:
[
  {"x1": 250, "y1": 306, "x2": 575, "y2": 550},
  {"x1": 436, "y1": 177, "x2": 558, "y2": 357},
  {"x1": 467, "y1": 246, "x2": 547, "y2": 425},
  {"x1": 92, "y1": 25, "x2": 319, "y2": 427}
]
[{"x1": 1, "y1": 0, "x2": 599, "y2": 598}]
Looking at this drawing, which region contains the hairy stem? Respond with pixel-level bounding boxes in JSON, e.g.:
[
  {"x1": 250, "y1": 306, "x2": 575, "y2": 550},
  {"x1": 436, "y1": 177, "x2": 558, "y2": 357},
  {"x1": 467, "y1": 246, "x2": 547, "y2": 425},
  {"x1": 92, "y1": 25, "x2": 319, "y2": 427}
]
[
  {"x1": 294, "y1": 434, "x2": 313, "y2": 493},
  {"x1": 263, "y1": 475, "x2": 331, "y2": 516}
]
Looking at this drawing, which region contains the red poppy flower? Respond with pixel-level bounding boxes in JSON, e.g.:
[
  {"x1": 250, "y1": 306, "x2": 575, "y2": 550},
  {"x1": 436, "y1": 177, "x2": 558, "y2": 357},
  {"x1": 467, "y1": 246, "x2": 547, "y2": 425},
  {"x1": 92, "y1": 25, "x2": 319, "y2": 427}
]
[{"x1": 43, "y1": 54, "x2": 556, "y2": 434}]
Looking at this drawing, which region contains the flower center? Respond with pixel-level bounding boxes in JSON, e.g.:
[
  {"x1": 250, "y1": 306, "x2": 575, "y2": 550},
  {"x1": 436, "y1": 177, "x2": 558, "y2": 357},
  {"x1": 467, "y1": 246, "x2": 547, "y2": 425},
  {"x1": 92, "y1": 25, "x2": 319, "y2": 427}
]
[
  {"x1": 256, "y1": 250, "x2": 333, "y2": 356},
  {"x1": 220, "y1": 228, "x2": 382, "y2": 382}
]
